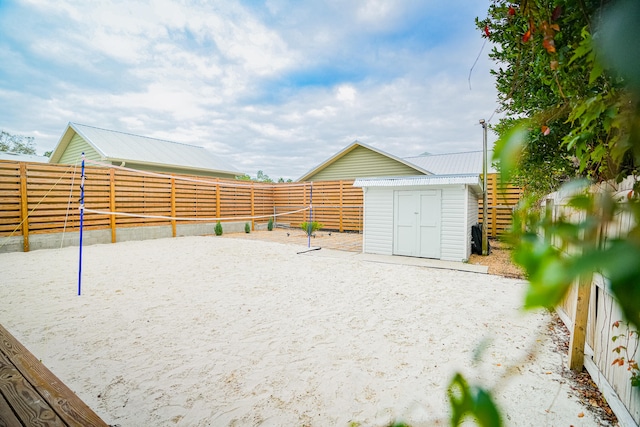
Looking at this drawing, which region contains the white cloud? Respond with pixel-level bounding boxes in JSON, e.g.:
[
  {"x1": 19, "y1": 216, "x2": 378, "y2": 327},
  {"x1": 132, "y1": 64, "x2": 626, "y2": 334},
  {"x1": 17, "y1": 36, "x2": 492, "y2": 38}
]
[
  {"x1": 336, "y1": 85, "x2": 357, "y2": 103},
  {"x1": 1, "y1": 0, "x2": 500, "y2": 181},
  {"x1": 355, "y1": 0, "x2": 398, "y2": 27},
  {"x1": 118, "y1": 117, "x2": 145, "y2": 129},
  {"x1": 307, "y1": 106, "x2": 337, "y2": 119}
]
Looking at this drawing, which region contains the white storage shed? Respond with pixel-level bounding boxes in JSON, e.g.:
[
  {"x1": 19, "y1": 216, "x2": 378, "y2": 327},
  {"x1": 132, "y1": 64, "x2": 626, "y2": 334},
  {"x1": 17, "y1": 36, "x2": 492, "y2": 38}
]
[{"x1": 353, "y1": 174, "x2": 482, "y2": 262}]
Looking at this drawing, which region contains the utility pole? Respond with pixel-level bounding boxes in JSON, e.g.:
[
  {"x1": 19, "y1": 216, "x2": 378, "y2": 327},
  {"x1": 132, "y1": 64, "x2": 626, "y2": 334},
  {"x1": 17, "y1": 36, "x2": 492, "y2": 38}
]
[{"x1": 480, "y1": 119, "x2": 488, "y2": 256}]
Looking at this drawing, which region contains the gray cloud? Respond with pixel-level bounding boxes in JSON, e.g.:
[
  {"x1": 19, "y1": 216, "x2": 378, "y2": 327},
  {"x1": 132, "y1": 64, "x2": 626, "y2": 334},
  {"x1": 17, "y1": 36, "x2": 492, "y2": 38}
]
[{"x1": 0, "y1": 0, "x2": 499, "y2": 181}]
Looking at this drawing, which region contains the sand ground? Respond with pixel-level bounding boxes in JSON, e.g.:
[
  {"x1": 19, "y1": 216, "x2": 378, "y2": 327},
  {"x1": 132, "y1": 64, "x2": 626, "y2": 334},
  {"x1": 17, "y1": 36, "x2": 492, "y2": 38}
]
[{"x1": 0, "y1": 234, "x2": 610, "y2": 426}]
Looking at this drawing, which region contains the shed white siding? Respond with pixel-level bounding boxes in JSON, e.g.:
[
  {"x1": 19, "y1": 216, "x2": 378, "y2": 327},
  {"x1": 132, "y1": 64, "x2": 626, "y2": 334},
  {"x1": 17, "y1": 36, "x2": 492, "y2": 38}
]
[
  {"x1": 466, "y1": 187, "x2": 480, "y2": 259},
  {"x1": 356, "y1": 179, "x2": 480, "y2": 262},
  {"x1": 362, "y1": 187, "x2": 394, "y2": 255},
  {"x1": 440, "y1": 185, "x2": 467, "y2": 261}
]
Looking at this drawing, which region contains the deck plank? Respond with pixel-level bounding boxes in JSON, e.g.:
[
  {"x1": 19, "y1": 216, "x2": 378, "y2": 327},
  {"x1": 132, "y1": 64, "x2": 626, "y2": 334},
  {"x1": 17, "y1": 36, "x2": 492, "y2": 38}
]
[
  {"x1": 0, "y1": 390, "x2": 24, "y2": 427},
  {"x1": 0, "y1": 325, "x2": 108, "y2": 427},
  {"x1": 0, "y1": 351, "x2": 65, "y2": 426}
]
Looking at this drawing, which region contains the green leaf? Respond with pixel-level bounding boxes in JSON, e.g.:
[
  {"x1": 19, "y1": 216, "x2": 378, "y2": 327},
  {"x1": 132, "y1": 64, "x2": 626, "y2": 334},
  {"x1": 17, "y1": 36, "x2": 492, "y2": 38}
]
[
  {"x1": 473, "y1": 389, "x2": 503, "y2": 427},
  {"x1": 566, "y1": 194, "x2": 591, "y2": 210},
  {"x1": 605, "y1": 241, "x2": 640, "y2": 329},
  {"x1": 597, "y1": 0, "x2": 640, "y2": 95},
  {"x1": 447, "y1": 373, "x2": 503, "y2": 427},
  {"x1": 493, "y1": 123, "x2": 527, "y2": 184},
  {"x1": 557, "y1": 241, "x2": 640, "y2": 329},
  {"x1": 524, "y1": 256, "x2": 573, "y2": 309},
  {"x1": 569, "y1": 27, "x2": 593, "y2": 64},
  {"x1": 511, "y1": 233, "x2": 577, "y2": 309}
]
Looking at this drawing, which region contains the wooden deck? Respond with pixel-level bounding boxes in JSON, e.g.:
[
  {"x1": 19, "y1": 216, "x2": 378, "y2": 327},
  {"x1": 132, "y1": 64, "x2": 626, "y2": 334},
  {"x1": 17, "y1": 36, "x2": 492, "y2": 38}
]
[{"x1": 0, "y1": 324, "x2": 108, "y2": 427}]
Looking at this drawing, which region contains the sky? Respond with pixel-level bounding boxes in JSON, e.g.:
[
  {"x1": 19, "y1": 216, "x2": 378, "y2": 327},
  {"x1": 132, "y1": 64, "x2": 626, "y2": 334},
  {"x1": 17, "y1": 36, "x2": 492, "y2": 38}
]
[{"x1": 0, "y1": 0, "x2": 501, "y2": 180}]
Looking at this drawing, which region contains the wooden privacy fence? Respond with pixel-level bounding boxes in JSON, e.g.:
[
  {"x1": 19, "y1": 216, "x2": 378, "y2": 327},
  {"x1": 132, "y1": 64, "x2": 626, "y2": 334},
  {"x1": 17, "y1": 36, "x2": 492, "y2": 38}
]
[
  {"x1": 0, "y1": 161, "x2": 363, "y2": 252},
  {"x1": 478, "y1": 173, "x2": 522, "y2": 236},
  {"x1": 272, "y1": 180, "x2": 363, "y2": 231},
  {"x1": 0, "y1": 160, "x2": 522, "y2": 252},
  {"x1": 543, "y1": 178, "x2": 639, "y2": 426}
]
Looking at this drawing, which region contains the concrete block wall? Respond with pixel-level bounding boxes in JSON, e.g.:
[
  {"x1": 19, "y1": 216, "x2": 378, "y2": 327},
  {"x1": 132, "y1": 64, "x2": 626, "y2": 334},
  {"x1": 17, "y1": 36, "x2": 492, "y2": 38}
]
[
  {"x1": 0, "y1": 221, "x2": 264, "y2": 253},
  {"x1": 29, "y1": 230, "x2": 112, "y2": 251},
  {"x1": 0, "y1": 236, "x2": 25, "y2": 254},
  {"x1": 116, "y1": 226, "x2": 173, "y2": 243}
]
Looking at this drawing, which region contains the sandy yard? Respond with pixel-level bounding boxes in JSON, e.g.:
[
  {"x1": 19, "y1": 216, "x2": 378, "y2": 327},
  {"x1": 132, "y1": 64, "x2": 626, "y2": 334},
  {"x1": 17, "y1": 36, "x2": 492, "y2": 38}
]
[{"x1": 0, "y1": 234, "x2": 609, "y2": 426}]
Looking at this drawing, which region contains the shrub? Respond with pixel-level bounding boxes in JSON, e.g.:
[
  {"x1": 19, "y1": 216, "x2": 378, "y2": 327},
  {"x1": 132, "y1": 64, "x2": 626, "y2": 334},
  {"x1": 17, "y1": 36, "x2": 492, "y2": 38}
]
[
  {"x1": 214, "y1": 221, "x2": 223, "y2": 236},
  {"x1": 245, "y1": 222, "x2": 251, "y2": 233},
  {"x1": 267, "y1": 216, "x2": 274, "y2": 231},
  {"x1": 300, "y1": 221, "x2": 323, "y2": 236}
]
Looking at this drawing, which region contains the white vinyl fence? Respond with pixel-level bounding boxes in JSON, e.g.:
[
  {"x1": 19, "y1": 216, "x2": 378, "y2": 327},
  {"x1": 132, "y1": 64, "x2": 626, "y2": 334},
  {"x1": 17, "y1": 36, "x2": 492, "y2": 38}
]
[{"x1": 542, "y1": 177, "x2": 639, "y2": 426}]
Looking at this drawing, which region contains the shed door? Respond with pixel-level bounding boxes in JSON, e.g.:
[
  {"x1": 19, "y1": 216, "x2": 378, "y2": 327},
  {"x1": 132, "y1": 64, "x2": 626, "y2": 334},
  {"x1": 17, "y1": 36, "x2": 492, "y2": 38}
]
[{"x1": 393, "y1": 190, "x2": 441, "y2": 258}]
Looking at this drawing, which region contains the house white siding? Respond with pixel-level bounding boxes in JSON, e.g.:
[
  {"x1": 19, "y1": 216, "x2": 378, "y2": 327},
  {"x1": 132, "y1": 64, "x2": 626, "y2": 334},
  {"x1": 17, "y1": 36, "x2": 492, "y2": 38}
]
[{"x1": 362, "y1": 187, "x2": 394, "y2": 255}]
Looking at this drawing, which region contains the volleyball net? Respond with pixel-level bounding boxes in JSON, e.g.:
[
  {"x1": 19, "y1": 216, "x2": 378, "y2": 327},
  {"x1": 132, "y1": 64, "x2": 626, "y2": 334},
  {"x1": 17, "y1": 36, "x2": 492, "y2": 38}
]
[
  {"x1": 272, "y1": 205, "x2": 362, "y2": 232},
  {"x1": 70, "y1": 158, "x2": 363, "y2": 233},
  {"x1": 0, "y1": 156, "x2": 363, "y2": 247}
]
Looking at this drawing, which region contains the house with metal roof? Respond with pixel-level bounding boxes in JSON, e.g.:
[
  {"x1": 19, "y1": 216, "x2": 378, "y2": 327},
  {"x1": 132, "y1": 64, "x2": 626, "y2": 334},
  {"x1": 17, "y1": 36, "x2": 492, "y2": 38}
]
[
  {"x1": 297, "y1": 141, "x2": 430, "y2": 182},
  {"x1": 49, "y1": 123, "x2": 242, "y2": 179},
  {"x1": 404, "y1": 150, "x2": 496, "y2": 175},
  {"x1": 297, "y1": 141, "x2": 495, "y2": 181},
  {"x1": 299, "y1": 142, "x2": 502, "y2": 261}
]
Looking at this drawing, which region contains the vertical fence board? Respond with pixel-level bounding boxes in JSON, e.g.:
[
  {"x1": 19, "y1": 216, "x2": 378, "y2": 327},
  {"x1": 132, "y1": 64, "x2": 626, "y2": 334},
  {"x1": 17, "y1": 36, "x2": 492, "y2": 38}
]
[
  {"x1": 110, "y1": 169, "x2": 116, "y2": 243},
  {"x1": 171, "y1": 176, "x2": 176, "y2": 237},
  {"x1": 477, "y1": 173, "x2": 520, "y2": 237},
  {"x1": 250, "y1": 183, "x2": 255, "y2": 230},
  {"x1": 19, "y1": 163, "x2": 29, "y2": 251},
  {"x1": 546, "y1": 179, "x2": 639, "y2": 425},
  {"x1": 0, "y1": 162, "x2": 21, "y2": 239}
]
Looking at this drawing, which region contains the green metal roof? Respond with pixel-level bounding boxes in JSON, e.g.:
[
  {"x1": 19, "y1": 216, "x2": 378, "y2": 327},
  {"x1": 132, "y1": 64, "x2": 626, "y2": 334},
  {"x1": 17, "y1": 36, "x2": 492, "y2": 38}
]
[{"x1": 50, "y1": 123, "x2": 241, "y2": 177}]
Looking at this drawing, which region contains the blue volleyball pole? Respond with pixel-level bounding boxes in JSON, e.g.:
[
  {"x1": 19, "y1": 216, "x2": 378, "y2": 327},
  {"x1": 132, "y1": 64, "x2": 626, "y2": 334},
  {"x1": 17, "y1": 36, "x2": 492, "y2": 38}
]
[
  {"x1": 78, "y1": 153, "x2": 85, "y2": 296},
  {"x1": 307, "y1": 182, "x2": 313, "y2": 248}
]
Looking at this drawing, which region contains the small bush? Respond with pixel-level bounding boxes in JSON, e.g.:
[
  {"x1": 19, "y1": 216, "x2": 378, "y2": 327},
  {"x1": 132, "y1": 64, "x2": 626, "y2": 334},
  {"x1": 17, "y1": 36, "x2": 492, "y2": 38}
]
[
  {"x1": 300, "y1": 221, "x2": 323, "y2": 236},
  {"x1": 214, "y1": 221, "x2": 223, "y2": 236},
  {"x1": 267, "y1": 216, "x2": 274, "y2": 231},
  {"x1": 245, "y1": 222, "x2": 251, "y2": 233}
]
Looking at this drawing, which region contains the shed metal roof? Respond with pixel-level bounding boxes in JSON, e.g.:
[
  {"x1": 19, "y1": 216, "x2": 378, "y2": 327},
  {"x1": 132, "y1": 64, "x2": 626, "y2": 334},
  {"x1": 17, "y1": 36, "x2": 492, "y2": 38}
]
[
  {"x1": 50, "y1": 123, "x2": 240, "y2": 175},
  {"x1": 353, "y1": 173, "x2": 482, "y2": 190},
  {"x1": 404, "y1": 150, "x2": 496, "y2": 175}
]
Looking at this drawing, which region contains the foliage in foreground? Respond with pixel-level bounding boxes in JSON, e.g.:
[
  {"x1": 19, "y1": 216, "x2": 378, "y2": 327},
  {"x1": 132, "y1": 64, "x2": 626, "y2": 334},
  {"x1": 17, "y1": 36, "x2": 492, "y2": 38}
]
[
  {"x1": 443, "y1": 0, "x2": 640, "y2": 424},
  {"x1": 477, "y1": 0, "x2": 639, "y2": 199},
  {"x1": 493, "y1": 0, "x2": 640, "y2": 329}
]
